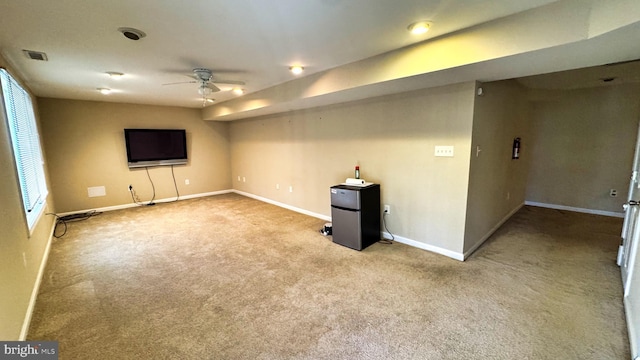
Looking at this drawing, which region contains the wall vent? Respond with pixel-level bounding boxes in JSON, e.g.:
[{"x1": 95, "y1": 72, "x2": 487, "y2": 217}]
[{"x1": 22, "y1": 50, "x2": 48, "y2": 61}]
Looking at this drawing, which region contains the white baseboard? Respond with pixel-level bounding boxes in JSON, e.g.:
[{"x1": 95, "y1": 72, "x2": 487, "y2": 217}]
[
  {"x1": 381, "y1": 231, "x2": 465, "y2": 261},
  {"x1": 57, "y1": 189, "x2": 234, "y2": 217},
  {"x1": 524, "y1": 201, "x2": 625, "y2": 218},
  {"x1": 232, "y1": 190, "x2": 331, "y2": 222},
  {"x1": 462, "y1": 203, "x2": 525, "y2": 260},
  {"x1": 20, "y1": 217, "x2": 57, "y2": 340}
]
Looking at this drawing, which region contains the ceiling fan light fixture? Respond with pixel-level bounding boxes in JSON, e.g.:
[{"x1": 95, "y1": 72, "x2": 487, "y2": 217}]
[
  {"x1": 193, "y1": 68, "x2": 213, "y2": 82},
  {"x1": 290, "y1": 66, "x2": 304, "y2": 75},
  {"x1": 232, "y1": 87, "x2": 245, "y2": 95},
  {"x1": 198, "y1": 85, "x2": 213, "y2": 96},
  {"x1": 97, "y1": 88, "x2": 112, "y2": 95},
  {"x1": 407, "y1": 21, "x2": 431, "y2": 35}
]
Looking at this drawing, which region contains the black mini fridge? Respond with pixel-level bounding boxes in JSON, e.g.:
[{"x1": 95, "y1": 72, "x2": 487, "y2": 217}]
[{"x1": 330, "y1": 184, "x2": 380, "y2": 250}]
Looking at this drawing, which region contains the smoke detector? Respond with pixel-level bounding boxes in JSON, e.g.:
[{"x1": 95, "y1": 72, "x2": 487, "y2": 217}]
[{"x1": 118, "y1": 27, "x2": 146, "y2": 41}]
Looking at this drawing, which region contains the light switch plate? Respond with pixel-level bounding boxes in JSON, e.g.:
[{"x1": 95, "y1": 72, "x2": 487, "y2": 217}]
[{"x1": 435, "y1": 145, "x2": 454, "y2": 157}]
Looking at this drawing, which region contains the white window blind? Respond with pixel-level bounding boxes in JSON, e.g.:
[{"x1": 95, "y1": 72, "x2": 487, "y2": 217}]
[{"x1": 0, "y1": 68, "x2": 48, "y2": 231}]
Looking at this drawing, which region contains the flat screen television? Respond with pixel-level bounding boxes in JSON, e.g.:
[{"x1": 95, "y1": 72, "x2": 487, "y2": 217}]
[{"x1": 124, "y1": 129, "x2": 187, "y2": 168}]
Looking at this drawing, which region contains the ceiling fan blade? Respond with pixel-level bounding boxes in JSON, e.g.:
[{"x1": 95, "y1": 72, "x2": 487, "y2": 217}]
[
  {"x1": 162, "y1": 80, "x2": 198, "y2": 86},
  {"x1": 207, "y1": 83, "x2": 221, "y2": 92},
  {"x1": 213, "y1": 79, "x2": 245, "y2": 86}
]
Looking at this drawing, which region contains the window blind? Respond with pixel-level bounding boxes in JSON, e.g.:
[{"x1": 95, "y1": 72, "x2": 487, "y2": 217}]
[{"x1": 0, "y1": 68, "x2": 47, "y2": 230}]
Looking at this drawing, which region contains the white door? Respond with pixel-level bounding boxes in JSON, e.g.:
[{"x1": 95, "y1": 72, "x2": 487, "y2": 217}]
[
  {"x1": 619, "y1": 121, "x2": 640, "y2": 289},
  {"x1": 624, "y1": 223, "x2": 639, "y2": 359},
  {"x1": 620, "y1": 121, "x2": 640, "y2": 359}
]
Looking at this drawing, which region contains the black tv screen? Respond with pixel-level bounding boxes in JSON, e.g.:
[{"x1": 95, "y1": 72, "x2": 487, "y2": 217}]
[{"x1": 124, "y1": 129, "x2": 187, "y2": 168}]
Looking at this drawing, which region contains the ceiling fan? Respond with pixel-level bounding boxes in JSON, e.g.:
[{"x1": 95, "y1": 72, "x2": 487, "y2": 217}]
[{"x1": 163, "y1": 68, "x2": 245, "y2": 106}]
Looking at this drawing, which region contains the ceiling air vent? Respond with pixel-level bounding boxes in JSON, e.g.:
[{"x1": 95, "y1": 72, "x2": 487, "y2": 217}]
[{"x1": 23, "y1": 50, "x2": 48, "y2": 61}]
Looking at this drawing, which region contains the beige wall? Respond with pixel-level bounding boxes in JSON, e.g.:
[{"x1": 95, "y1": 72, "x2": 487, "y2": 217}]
[
  {"x1": 230, "y1": 82, "x2": 476, "y2": 254},
  {"x1": 0, "y1": 58, "x2": 56, "y2": 339},
  {"x1": 464, "y1": 80, "x2": 531, "y2": 254},
  {"x1": 526, "y1": 84, "x2": 640, "y2": 213},
  {"x1": 38, "y1": 99, "x2": 232, "y2": 213}
]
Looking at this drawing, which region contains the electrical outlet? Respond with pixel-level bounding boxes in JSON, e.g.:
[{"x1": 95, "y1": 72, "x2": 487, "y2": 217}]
[
  {"x1": 276, "y1": 184, "x2": 280, "y2": 190},
  {"x1": 128, "y1": 184, "x2": 132, "y2": 191},
  {"x1": 185, "y1": 179, "x2": 190, "y2": 185},
  {"x1": 289, "y1": 185, "x2": 293, "y2": 193},
  {"x1": 384, "y1": 204, "x2": 391, "y2": 214},
  {"x1": 610, "y1": 189, "x2": 618, "y2": 197},
  {"x1": 243, "y1": 177, "x2": 246, "y2": 183}
]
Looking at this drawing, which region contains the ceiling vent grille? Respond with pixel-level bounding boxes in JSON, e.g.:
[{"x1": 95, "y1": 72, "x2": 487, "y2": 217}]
[{"x1": 22, "y1": 50, "x2": 48, "y2": 61}]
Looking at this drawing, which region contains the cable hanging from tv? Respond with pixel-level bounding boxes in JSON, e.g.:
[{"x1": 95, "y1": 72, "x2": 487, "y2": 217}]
[{"x1": 129, "y1": 165, "x2": 180, "y2": 206}]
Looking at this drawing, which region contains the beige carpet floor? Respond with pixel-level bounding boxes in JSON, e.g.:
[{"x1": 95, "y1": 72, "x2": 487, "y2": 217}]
[{"x1": 28, "y1": 193, "x2": 630, "y2": 359}]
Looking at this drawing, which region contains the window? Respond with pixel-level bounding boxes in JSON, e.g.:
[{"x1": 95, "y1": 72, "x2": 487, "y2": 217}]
[{"x1": 0, "y1": 68, "x2": 48, "y2": 232}]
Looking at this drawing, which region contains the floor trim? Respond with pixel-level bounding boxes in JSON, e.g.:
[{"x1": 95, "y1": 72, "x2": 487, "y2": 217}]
[
  {"x1": 462, "y1": 203, "x2": 525, "y2": 260},
  {"x1": 20, "y1": 218, "x2": 56, "y2": 340},
  {"x1": 232, "y1": 190, "x2": 331, "y2": 222},
  {"x1": 57, "y1": 190, "x2": 234, "y2": 217},
  {"x1": 381, "y1": 231, "x2": 464, "y2": 261},
  {"x1": 524, "y1": 201, "x2": 624, "y2": 218}
]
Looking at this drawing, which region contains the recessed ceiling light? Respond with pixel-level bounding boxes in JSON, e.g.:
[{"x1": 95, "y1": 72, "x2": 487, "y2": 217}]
[
  {"x1": 232, "y1": 88, "x2": 245, "y2": 95},
  {"x1": 106, "y1": 71, "x2": 124, "y2": 78},
  {"x1": 118, "y1": 27, "x2": 146, "y2": 41},
  {"x1": 97, "y1": 88, "x2": 112, "y2": 95},
  {"x1": 289, "y1": 66, "x2": 304, "y2": 75},
  {"x1": 407, "y1": 21, "x2": 432, "y2": 35}
]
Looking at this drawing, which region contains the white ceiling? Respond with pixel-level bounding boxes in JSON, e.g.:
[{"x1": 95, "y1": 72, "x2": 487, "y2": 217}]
[{"x1": 1, "y1": 0, "x2": 639, "y2": 118}]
